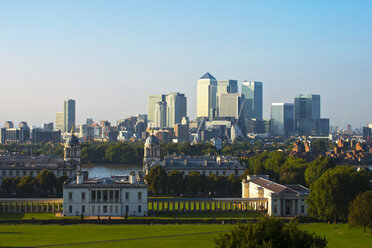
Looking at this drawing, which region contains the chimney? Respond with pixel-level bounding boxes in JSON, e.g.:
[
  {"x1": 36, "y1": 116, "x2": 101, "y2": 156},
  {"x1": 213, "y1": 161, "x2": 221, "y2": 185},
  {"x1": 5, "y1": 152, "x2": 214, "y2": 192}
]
[
  {"x1": 129, "y1": 171, "x2": 136, "y2": 184},
  {"x1": 76, "y1": 172, "x2": 83, "y2": 184}
]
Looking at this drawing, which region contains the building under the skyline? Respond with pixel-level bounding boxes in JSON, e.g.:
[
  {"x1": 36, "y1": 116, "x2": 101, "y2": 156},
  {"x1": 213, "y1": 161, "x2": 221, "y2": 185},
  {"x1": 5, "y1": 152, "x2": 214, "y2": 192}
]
[
  {"x1": 166, "y1": 92, "x2": 187, "y2": 128},
  {"x1": 154, "y1": 101, "x2": 167, "y2": 128},
  {"x1": 270, "y1": 103, "x2": 294, "y2": 137},
  {"x1": 294, "y1": 94, "x2": 329, "y2": 136},
  {"x1": 241, "y1": 81, "x2": 263, "y2": 120},
  {"x1": 218, "y1": 93, "x2": 244, "y2": 120},
  {"x1": 64, "y1": 99, "x2": 76, "y2": 133},
  {"x1": 197, "y1": 72, "x2": 217, "y2": 119},
  {"x1": 56, "y1": 112, "x2": 64, "y2": 131},
  {"x1": 147, "y1": 94, "x2": 166, "y2": 124}
]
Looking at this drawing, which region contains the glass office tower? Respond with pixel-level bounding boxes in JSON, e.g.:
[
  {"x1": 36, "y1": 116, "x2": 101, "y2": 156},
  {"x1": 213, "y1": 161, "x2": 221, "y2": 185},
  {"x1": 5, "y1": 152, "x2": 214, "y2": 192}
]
[
  {"x1": 241, "y1": 81, "x2": 263, "y2": 120},
  {"x1": 197, "y1": 72, "x2": 217, "y2": 119},
  {"x1": 64, "y1": 99, "x2": 75, "y2": 132},
  {"x1": 270, "y1": 103, "x2": 294, "y2": 137}
]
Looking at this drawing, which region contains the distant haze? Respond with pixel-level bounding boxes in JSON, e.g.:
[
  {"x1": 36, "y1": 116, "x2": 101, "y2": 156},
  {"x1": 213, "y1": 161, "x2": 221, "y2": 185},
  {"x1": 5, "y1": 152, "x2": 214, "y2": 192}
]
[{"x1": 0, "y1": 1, "x2": 371, "y2": 129}]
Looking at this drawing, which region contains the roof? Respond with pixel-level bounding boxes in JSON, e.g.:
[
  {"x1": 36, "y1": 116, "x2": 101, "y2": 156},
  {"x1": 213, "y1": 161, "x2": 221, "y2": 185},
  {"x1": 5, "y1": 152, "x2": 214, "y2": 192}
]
[
  {"x1": 145, "y1": 135, "x2": 159, "y2": 145},
  {"x1": 66, "y1": 135, "x2": 80, "y2": 146},
  {"x1": 200, "y1": 72, "x2": 216, "y2": 80},
  {"x1": 64, "y1": 176, "x2": 146, "y2": 188},
  {"x1": 249, "y1": 177, "x2": 309, "y2": 195}
]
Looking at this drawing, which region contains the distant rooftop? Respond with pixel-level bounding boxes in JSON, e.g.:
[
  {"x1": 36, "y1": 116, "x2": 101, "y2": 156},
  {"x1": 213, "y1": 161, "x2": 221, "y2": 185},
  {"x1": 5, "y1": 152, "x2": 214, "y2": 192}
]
[{"x1": 200, "y1": 72, "x2": 216, "y2": 80}]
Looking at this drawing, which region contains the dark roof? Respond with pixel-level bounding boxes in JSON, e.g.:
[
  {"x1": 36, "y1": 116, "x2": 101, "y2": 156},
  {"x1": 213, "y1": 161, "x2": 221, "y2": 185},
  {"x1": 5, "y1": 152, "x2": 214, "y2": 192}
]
[
  {"x1": 200, "y1": 72, "x2": 216, "y2": 80},
  {"x1": 145, "y1": 135, "x2": 159, "y2": 145},
  {"x1": 66, "y1": 135, "x2": 80, "y2": 146},
  {"x1": 249, "y1": 177, "x2": 309, "y2": 195}
]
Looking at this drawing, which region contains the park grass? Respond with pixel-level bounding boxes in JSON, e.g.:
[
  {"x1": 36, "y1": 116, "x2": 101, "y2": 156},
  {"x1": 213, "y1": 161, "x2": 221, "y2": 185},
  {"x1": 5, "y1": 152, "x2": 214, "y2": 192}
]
[
  {"x1": 0, "y1": 213, "x2": 76, "y2": 220},
  {"x1": 0, "y1": 224, "x2": 234, "y2": 248},
  {"x1": 301, "y1": 223, "x2": 372, "y2": 248},
  {"x1": 150, "y1": 211, "x2": 262, "y2": 219},
  {"x1": 0, "y1": 223, "x2": 370, "y2": 247}
]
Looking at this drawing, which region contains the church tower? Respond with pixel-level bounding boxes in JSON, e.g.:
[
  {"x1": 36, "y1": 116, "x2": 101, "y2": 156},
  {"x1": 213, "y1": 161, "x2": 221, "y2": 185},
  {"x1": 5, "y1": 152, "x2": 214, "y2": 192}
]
[
  {"x1": 64, "y1": 134, "x2": 81, "y2": 172},
  {"x1": 143, "y1": 134, "x2": 161, "y2": 163}
]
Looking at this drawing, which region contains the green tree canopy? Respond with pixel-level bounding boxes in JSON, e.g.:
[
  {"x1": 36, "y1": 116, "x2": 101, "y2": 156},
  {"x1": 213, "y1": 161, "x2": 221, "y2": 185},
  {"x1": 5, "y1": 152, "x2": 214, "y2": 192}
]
[
  {"x1": 215, "y1": 216, "x2": 327, "y2": 248},
  {"x1": 279, "y1": 157, "x2": 307, "y2": 185},
  {"x1": 167, "y1": 170, "x2": 184, "y2": 196},
  {"x1": 36, "y1": 169, "x2": 57, "y2": 196},
  {"x1": 348, "y1": 190, "x2": 372, "y2": 234},
  {"x1": 305, "y1": 156, "x2": 335, "y2": 187},
  {"x1": 17, "y1": 175, "x2": 37, "y2": 195},
  {"x1": 144, "y1": 165, "x2": 168, "y2": 195},
  {"x1": 308, "y1": 166, "x2": 370, "y2": 222}
]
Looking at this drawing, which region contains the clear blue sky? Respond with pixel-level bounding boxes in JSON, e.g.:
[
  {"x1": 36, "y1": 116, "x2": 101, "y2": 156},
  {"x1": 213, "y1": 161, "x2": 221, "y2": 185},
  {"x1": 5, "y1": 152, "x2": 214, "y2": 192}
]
[{"x1": 0, "y1": 0, "x2": 371, "y2": 129}]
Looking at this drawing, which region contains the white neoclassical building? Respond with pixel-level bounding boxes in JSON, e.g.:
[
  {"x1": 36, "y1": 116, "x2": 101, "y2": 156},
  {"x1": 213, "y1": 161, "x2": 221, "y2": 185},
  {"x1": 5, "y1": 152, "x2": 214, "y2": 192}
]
[
  {"x1": 242, "y1": 175, "x2": 309, "y2": 217},
  {"x1": 63, "y1": 173, "x2": 147, "y2": 217}
]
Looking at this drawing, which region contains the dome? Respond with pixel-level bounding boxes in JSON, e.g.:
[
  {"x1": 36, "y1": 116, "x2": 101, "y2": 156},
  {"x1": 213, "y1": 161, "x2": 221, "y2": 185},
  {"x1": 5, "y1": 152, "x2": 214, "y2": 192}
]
[
  {"x1": 66, "y1": 135, "x2": 80, "y2": 146},
  {"x1": 145, "y1": 135, "x2": 159, "y2": 145}
]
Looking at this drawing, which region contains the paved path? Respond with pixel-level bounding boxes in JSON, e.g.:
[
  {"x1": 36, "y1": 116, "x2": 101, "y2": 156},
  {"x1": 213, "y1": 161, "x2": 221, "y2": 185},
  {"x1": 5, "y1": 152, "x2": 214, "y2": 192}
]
[{"x1": 23, "y1": 230, "x2": 230, "y2": 248}]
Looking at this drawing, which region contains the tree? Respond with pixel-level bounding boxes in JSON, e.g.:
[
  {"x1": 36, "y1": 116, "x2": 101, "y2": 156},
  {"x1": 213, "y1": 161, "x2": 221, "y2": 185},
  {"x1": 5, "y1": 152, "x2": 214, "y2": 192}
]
[
  {"x1": 144, "y1": 165, "x2": 168, "y2": 195},
  {"x1": 167, "y1": 170, "x2": 184, "y2": 196},
  {"x1": 1, "y1": 177, "x2": 15, "y2": 196},
  {"x1": 206, "y1": 174, "x2": 217, "y2": 195},
  {"x1": 227, "y1": 174, "x2": 241, "y2": 196},
  {"x1": 308, "y1": 166, "x2": 370, "y2": 222},
  {"x1": 185, "y1": 171, "x2": 201, "y2": 196},
  {"x1": 305, "y1": 156, "x2": 335, "y2": 187},
  {"x1": 56, "y1": 175, "x2": 69, "y2": 197},
  {"x1": 215, "y1": 216, "x2": 327, "y2": 248},
  {"x1": 348, "y1": 190, "x2": 372, "y2": 234},
  {"x1": 36, "y1": 169, "x2": 57, "y2": 196},
  {"x1": 17, "y1": 175, "x2": 37, "y2": 195},
  {"x1": 279, "y1": 157, "x2": 307, "y2": 185}
]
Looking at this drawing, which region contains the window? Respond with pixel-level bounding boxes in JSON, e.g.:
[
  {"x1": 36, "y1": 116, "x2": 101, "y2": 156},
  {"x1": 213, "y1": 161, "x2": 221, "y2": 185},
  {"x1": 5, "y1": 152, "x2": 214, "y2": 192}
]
[
  {"x1": 69, "y1": 192, "x2": 73, "y2": 201},
  {"x1": 92, "y1": 206, "x2": 95, "y2": 214},
  {"x1": 115, "y1": 190, "x2": 119, "y2": 201},
  {"x1": 82, "y1": 205, "x2": 85, "y2": 213},
  {"x1": 81, "y1": 192, "x2": 86, "y2": 201},
  {"x1": 138, "y1": 192, "x2": 142, "y2": 200},
  {"x1": 97, "y1": 191, "x2": 101, "y2": 201},
  {"x1": 115, "y1": 205, "x2": 119, "y2": 213},
  {"x1": 97, "y1": 205, "x2": 101, "y2": 213},
  {"x1": 91, "y1": 190, "x2": 96, "y2": 201},
  {"x1": 301, "y1": 206, "x2": 305, "y2": 213},
  {"x1": 274, "y1": 206, "x2": 277, "y2": 214},
  {"x1": 103, "y1": 190, "x2": 108, "y2": 201},
  {"x1": 216, "y1": 171, "x2": 219, "y2": 176},
  {"x1": 2, "y1": 171, "x2": 5, "y2": 176},
  {"x1": 222, "y1": 171, "x2": 225, "y2": 175},
  {"x1": 125, "y1": 192, "x2": 129, "y2": 200},
  {"x1": 9, "y1": 171, "x2": 13, "y2": 176},
  {"x1": 109, "y1": 190, "x2": 113, "y2": 201},
  {"x1": 69, "y1": 206, "x2": 72, "y2": 213},
  {"x1": 202, "y1": 171, "x2": 205, "y2": 175},
  {"x1": 109, "y1": 205, "x2": 113, "y2": 213},
  {"x1": 125, "y1": 205, "x2": 129, "y2": 213},
  {"x1": 138, "y1": 205, "x2": 142, "y2": 213},
  {"x1": 103, "y1": 205, "x2": 107, "y2": 213},
  {"x1": 16, "y1": 170, "x2": 19, "y2": 176},
  {"x1": 23, "y1": 170, "x2": 27, "y2": 176}
]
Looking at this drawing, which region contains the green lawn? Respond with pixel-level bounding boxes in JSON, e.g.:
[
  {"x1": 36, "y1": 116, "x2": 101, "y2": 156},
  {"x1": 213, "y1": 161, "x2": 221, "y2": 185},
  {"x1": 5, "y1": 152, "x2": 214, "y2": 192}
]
[
  {"x1": 151, "y1": 211, "x2": 262, "y2": 219},
  {"x1": 0, "y1": 213, "x2": 72, "y2": 220},
  {"x1": 301, "y1": 223, "x2": 372, "y2": 248},
  {"x1": 0, "y1": 222, "x2": 370, "y2": 247},
  {"x1": 0, "y1": 224, "x2": 234, "y2": 248}
]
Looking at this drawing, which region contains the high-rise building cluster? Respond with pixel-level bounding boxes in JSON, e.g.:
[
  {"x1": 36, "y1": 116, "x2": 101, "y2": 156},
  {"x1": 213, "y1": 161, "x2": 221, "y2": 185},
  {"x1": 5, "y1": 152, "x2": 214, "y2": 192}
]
[{"x1": 1, "y1": 72, "x2": 334, "y2": 145}]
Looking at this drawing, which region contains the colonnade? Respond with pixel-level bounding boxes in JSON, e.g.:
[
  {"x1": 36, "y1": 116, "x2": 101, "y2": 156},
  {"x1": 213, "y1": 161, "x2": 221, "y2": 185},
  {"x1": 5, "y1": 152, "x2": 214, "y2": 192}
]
[
  {"x1": 148, "y1": 198, "x2": 268, "y2": 212},
  {"x1": 0, "y1": 199, "x2": 63, "y2": 213}
]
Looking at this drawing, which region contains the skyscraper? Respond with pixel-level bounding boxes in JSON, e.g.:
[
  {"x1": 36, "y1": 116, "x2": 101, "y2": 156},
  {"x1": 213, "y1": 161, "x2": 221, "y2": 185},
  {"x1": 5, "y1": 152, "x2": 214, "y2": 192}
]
[
  {"x1": 270, "y1": 103, "x2": 294, "y2": 137},
  {"x1": 147, "y1": 94, "x2": 166, "y2": 124},
  {"x1": 56, "y1": 112, "x2": 64, "y2": 131},
  {"x1": 166, "y1": 92, "x2": 187, "y2": 128},
  {"x1": 241, "y1": 81, "x2": 263, "y2": 120},
  {"x1": 218, "y1": 93, "x2": 244, "y2": 119},
  {"x1": 64, "y1": 99, "x2": 75, "y2": 132},
  {"x1": 294, "y1": 94, "x2": 329, "y2": 135},
  {"x1": 155, "y1": 101, "x2": 167, "y2": 128},
  {"x1": 197, "y1": 72, "x2": 217, "y2": 119},
  {"x1": 216, "y1": 80, "x2": 238, "y2": 117}
]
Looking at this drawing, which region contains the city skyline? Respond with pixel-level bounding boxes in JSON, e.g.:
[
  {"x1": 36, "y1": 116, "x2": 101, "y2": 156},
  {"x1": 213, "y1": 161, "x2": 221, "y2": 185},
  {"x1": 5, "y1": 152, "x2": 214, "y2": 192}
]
[{"x1": 0, "y1": 1, "x2": 371, "y2": 128}]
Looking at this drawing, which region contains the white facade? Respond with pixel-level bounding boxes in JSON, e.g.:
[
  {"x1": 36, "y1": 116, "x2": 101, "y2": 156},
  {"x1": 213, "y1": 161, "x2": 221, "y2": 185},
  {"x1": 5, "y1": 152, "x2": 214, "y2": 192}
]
[
  {"x1": 63, "y1": 177, "x2": 147, "y2": 217},
  {"x1": 197, "y1": 73, "x2": 217, "y2": 118},
  {"x1": 242, "y1": 175, "x2": 309, "y2": 217}
]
